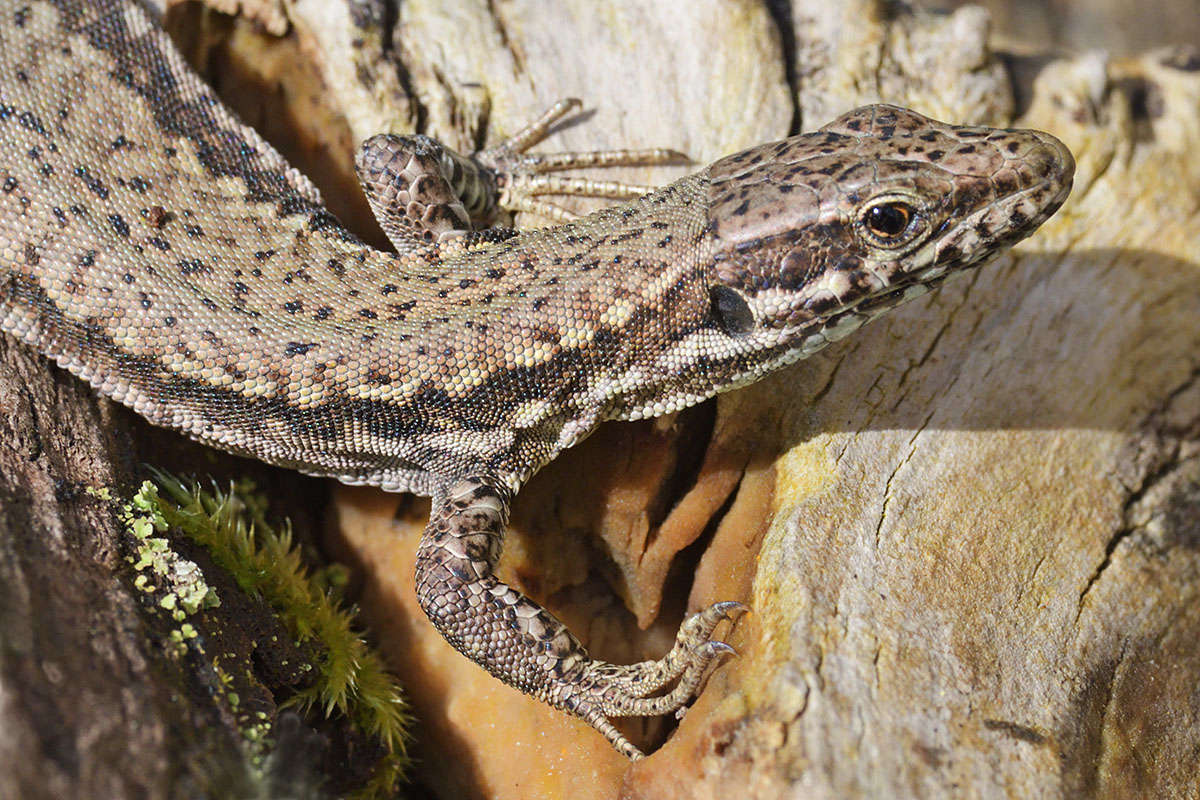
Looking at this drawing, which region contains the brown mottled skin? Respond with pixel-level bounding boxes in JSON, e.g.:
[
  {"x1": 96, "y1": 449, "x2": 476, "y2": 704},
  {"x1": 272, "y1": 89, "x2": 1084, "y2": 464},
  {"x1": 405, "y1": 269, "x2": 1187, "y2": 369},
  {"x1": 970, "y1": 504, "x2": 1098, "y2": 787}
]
[{"x1": 0, "y1": 0, "x2": 1074, "y2": 759}]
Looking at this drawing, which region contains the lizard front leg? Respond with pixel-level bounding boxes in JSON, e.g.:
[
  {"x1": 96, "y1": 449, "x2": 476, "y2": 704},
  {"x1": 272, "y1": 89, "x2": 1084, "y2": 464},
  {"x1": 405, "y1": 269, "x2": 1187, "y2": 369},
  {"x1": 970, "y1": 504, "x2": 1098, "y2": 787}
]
[{"x1": 415, "y1": 475, "x2": 745, "y2": 760}]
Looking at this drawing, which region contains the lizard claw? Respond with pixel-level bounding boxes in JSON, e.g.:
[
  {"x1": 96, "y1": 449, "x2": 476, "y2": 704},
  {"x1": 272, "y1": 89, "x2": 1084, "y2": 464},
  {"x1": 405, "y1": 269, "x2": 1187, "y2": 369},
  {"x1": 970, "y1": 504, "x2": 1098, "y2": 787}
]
[
  {"x1": 697, "y1": 641, "x2": 737, "y2": 659},
  {"x1": 710, "y1": 600, "x2": 751, "y2": 619}
]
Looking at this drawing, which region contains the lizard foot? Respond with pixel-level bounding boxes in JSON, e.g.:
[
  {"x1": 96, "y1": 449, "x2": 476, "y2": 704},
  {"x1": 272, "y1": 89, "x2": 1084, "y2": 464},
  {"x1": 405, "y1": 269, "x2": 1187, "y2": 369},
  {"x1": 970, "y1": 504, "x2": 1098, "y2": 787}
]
[
  {"x1": 355, "y1": 97, "x2": 687, "y2": 250},
  {"x1": 560, "y1": 601, "x2": 749, "y2": 760},
  {"x1": 417, "y1": 477, "x2": 747, "y2": 759},
  {"x1": 477, "y1": 98, "x2": 690, "y2": 223}
]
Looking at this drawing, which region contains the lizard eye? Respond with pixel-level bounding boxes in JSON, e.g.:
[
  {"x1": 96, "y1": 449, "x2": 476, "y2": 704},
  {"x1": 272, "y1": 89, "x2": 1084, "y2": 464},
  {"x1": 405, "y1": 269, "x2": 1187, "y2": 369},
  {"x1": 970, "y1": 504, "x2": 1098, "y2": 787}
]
[
  {"x1": 865, "y1": 203, "x2": 911, "y2": 236},
  {"x1": 857, "y1": 197, "x2": 923, "y2": 248},
  {"x1": 709, "y1": 285, "x2": 755, "y2": 337}
]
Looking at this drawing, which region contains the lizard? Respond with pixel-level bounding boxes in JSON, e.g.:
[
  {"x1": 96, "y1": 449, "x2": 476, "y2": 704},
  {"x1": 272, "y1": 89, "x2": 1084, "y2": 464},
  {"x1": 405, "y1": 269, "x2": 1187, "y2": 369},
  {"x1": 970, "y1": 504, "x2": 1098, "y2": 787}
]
[{"x1": 0, "y1": 0, "x2": 1074, "y2": 760}]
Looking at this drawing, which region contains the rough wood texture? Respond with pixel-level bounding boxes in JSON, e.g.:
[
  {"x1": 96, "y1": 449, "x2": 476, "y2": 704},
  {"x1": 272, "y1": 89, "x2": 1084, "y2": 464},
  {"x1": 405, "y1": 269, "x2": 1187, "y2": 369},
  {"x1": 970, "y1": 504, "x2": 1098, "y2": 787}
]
[
  {"x1": 920, "y1": 0, "x2": 1200, "y2": 56},
  {"x1": 0, "y1": 334, "x2": 343, "y2": 799},
  {"x1": 2, "y1": 0, "x2": 1198, "y2": 798},
  {"x1": 0, "y1": 337, "x2": 251, "y2": 800}
]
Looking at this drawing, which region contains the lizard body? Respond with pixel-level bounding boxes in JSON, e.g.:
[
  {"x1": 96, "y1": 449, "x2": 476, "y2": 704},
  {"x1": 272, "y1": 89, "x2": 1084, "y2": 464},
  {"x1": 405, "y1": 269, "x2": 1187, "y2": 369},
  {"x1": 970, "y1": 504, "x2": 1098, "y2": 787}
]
[{"x1": 0, "y1": 0, "x2": 1073, "y2": 758}]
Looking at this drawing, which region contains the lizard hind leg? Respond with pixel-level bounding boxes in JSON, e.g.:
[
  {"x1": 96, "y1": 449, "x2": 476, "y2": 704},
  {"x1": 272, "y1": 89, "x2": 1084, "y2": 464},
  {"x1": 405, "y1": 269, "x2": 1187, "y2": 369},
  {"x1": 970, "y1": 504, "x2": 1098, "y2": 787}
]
[
  {"x1": 414, "y1": 475, "x2": 746, "y2": 760},
  {"x1": 478, "y1": 98, "x2": 690, "y2": 224},
  {"x1": 356, "y1": 99, "x2": 690, "y2": 250}
]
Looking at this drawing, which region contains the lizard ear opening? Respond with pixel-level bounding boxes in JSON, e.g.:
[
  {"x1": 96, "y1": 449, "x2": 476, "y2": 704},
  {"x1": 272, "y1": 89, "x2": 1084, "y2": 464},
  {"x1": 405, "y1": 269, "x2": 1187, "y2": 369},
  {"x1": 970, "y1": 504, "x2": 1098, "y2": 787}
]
[{"x1": 709, "y1": 285, "x2": 755, "y2": 337}]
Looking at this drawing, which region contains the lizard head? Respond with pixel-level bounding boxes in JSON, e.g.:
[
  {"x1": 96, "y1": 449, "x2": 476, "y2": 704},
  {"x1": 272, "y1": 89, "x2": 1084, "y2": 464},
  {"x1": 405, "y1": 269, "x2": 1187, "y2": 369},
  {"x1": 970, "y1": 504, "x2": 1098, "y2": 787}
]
[{"x1": 701, "y1": 104, "x2": 1074, "y2": 366}]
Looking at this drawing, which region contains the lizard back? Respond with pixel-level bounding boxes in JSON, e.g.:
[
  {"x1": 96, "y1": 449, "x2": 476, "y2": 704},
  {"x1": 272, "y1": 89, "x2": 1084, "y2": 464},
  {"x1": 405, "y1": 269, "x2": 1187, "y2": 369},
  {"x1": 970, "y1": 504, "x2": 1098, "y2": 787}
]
[
  {"x1": 0, "y1": 0, "x2": 711, "y2": 493},
  {"x1": 0, "y1": 0, "x2": 1073, "y2": 498}
]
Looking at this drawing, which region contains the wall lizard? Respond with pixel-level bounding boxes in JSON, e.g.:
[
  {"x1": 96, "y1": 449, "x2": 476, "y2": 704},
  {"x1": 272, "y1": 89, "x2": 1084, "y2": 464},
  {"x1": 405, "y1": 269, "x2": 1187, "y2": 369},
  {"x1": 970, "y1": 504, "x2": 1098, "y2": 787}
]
[{"x1": 0, "y1": 0, "x2": 1073, "y2": 759}]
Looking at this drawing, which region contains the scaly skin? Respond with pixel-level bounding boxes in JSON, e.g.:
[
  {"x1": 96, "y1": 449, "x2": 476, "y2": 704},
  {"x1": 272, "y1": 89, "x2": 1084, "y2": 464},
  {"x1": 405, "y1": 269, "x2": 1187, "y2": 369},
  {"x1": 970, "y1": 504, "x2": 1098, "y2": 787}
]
[{"x1": 0, "y1": 0, "x2": 1074, "y2": 758}]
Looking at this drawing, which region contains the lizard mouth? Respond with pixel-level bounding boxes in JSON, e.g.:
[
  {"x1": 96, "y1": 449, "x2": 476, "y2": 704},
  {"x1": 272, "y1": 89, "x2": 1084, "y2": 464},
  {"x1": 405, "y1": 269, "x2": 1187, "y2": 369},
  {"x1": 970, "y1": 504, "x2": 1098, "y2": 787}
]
[
  {"x1": 890, "y1": 133, "x2": 1075, "y2": 298},
  {"x1": 931, "y1": 131, "x2": 1075, "y2": 273},
  {"x1": 788, "y1": 129, "x2": 1075, "y2": 338}
]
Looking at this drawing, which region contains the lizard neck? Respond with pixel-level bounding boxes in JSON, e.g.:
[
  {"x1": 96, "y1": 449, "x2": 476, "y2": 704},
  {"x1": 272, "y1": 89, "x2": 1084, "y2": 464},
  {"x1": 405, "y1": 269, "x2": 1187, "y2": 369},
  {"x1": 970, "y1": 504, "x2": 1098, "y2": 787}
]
[{"x1": 413, "y1": 172, "x2": 718, "y2": 480}]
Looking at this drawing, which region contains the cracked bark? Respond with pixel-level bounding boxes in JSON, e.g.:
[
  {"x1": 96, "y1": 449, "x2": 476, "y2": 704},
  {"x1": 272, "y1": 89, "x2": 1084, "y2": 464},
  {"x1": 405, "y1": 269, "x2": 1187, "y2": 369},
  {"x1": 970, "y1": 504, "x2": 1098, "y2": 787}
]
[
  {"x1": 0, "y1": 328, "x2": 345, "y2": 800},
  {"x1": 0, "y1": 335, "x2": 320, "y2": 800},
  {"x1": 3, "y1": 1, "x2": 1199, "y2": 799}
]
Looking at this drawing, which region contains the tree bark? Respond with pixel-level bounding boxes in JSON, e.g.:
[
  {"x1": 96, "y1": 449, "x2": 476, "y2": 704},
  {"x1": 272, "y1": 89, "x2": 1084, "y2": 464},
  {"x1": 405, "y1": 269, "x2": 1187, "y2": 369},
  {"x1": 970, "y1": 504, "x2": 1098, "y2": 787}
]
[{"x1": 0, "y1": 336, "x2": 253, "y2": 799}]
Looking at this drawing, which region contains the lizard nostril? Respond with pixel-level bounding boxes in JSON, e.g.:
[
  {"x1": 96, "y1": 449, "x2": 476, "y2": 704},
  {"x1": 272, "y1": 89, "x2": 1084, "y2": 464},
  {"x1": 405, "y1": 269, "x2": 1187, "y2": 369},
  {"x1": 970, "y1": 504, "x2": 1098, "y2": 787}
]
[{"x1": 1027, "y1": 133, "x2": 1076, "y2": 185}]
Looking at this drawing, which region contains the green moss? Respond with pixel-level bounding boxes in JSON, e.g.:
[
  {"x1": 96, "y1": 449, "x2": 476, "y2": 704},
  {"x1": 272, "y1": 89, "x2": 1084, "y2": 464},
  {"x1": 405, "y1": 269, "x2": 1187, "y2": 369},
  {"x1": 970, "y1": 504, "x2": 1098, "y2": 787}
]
[{"x1": 122, "y1": 475, "x2": 411, "y2": 797}]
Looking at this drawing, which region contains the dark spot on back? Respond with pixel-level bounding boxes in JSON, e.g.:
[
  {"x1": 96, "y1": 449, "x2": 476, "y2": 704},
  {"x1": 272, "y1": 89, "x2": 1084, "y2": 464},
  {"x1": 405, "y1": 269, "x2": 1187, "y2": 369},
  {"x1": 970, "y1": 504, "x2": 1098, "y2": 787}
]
[
  {"x1": 108, "y1": 213, "x2": 130, "y2": 237},
  {"x1": 73, "y1": 165, "x2": 108, "y2": 198},
  {"x1": 18, "y1": 110, "x2": 45, "y2": 135},
  {"x1": 146, "y1": 205, "x2": 168, "y2": 227},
  {"x1": 177, "y1": 258, "x2": 208, "y2": 275},
  {"x1": 285, "y1": 342, "x2": 317, "y2": 356}
]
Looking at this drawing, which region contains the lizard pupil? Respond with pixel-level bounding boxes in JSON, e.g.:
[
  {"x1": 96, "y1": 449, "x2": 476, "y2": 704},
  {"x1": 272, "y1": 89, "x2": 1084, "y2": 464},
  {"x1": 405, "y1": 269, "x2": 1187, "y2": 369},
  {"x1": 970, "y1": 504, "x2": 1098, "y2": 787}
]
[{"x1": 865, "y1": 202, "x2": 913, "y2": 238}]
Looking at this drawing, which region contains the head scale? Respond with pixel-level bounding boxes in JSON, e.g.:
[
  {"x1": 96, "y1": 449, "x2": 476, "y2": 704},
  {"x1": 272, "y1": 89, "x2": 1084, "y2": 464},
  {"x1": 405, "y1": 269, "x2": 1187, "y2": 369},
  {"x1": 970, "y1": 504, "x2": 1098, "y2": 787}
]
[{"x1": 702, "y1": 104, "x2": 1074, "y2": 359}]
